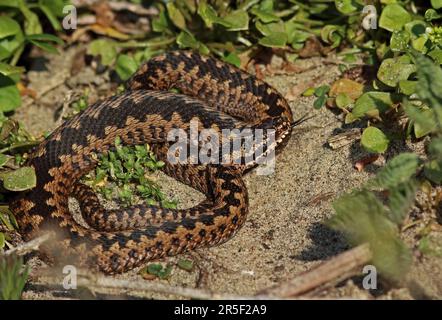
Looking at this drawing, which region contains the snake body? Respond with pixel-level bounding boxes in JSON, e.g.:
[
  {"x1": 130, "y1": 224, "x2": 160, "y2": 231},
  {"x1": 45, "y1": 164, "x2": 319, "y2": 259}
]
[{"x1": 9, "y1": 51, "x2": 293, "y2": 274}]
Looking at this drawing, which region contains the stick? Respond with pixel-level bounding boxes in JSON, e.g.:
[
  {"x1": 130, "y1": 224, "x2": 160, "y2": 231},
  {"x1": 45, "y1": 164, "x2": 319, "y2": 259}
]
[
  {"x1": 33, "y1": 272, "x2": 360, "y2": 300},
  {"x1": 259, "y1": 244, "x2": 372, "y2": 297},
  {"x1": 33, "y1": 272, "x2": 281, "y2": 300},
  {"x1": 80, "y1": 274, "x2": 280, "y2": 300},
  {"x1": 2, "y1": 233, "x2": 51, "y2": 257}
]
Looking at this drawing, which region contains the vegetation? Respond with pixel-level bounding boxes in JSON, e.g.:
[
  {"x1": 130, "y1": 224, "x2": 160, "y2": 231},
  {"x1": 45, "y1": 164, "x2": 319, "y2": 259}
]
[
  {"x1": 0, "y1": 0, "x2": 442, "y2": 296},
  {"x1": 85, "y1": 137, "x2": 177, "y2": 209},
  {"x1": 0, "y1": 254, "x2": 29, "y2": 300}
]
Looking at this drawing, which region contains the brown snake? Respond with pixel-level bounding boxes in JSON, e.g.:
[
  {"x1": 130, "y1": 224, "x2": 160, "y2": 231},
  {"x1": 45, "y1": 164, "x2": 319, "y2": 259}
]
[{"x1": 9, "y1": 51, "x2": 294, "y2": 274}]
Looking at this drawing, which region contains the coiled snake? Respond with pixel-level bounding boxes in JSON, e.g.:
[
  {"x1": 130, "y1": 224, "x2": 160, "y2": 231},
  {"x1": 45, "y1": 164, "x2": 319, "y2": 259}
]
[{"x1": 9, "y1": 51, "x2": 294, "y2": 274}]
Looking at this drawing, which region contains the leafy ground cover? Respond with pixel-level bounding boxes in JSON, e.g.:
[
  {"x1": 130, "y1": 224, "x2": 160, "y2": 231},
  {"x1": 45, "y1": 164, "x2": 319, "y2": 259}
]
[{"x1": 0, "y1": 0, "x2": 442, "y2": 299}]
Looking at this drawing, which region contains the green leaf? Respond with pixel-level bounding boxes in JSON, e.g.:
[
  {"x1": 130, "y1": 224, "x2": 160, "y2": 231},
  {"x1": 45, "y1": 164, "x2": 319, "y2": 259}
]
[
  {"x1": 39, "y1": 2, "x2": 61, "y2": 30},
  {"x1": 425, "y1": 9, "x2": 442, "y2": 21},
  {"x1": 424, "y1": 160, "x2": 442, "y2": 184},
  {"x1": 176, "y1": 31, "x2": 199, "y2": 50},
  {"x1": 388, "y1": 181, "x2": 417, "y2": 225},
  {"x1": 258, "y1": 32, "x2": 287, "y2": 48},
  {"x1": 0, "y1": 207, "x2": 15, "y2": 231},
  {"x1": 379, "y1": 4, "x2": 412, "y2": 32},
  {"x1": 0, "y1": 167, "x2": 37, "y2": 191},
  {"x1": 428, "y1": 49, "x2": 442, "y2": 65},
  {"x1": 0, "y1": 16, "x2": 24, "y2": 61},
  {"x1": 222, "y1": 52, "x2": 241, "y2": 67},
  {"x1": 26, "y1": 33, "x2": 64, "y2": 45},
  {"x1": 366, "y1": 153, "x2": 420, "y2": 189},
  {"x1": 377, "y1": 56, "x2": 416, "y2": 87},
  {"x1": 0, "y1": 63, "x2": 24, "y2": 77},
  {"x1": 177, "y1": 259, "x2": 194, "y2": 271},
  {"x1": 335, "y1": 93, "x2": 353, "y2": 109},
  {"x1": 334, "y1": 0, "x2": 360, "y2": 14},
  {"x1": 18, "y1": 0, "x2": 42, "y2": 35},
  {"x1": 428, "y1": 137, "x2": 442, "y2": 159},
  {"x1": 0, "y1": 154, "x2": 8, "y2": 167},
  {"x1": 314, "y1": 85, "x2": 330, "y2": 97},
  {"x1": 197, "y1": 1, "x2": 219, "y2": 28},
  {"x1": 256, "y1": 20, "x2": 285, "y2": 37},
  {"x1": 27, "y1": 40, "x2": 58, "y2": 54},
  {"x1": 302, "y1": 87, "x2": 315, "y2": 97},
  {"x1": 152, "y1": 10, "x2": 170, "y2": 33},
  {"x1": 38, "y1": 0, "x2": 66, "y2": 17},
  {"x1": 197, "y1": 3, "x2": 250, "y2": 32},
  {"x1": 329, "y1": 190, "x2": 412, "y2": 282},
  {"x1": 351, "y1": 92, "x2": 397, "y2": 120},
  {"x1": 412, "y1": 53, "x2": 442, "y2": 126},
  {"x1": 26, "y1": 33, "x2": 64, "y2": 55},
  {"x1": 0, "y1": 16, "x2": 21, "y2": 38},
  {"x1": 398, "y1": 80, "x2": 417, "y2": 96},
  {"x1": 390, "y1": 30, "x2": 410, "y2": 52},
  {"x1": 166, "y1": 2, "x2": 186, "y2": 30},
  {"x1": 0, "y1": 75, "x2": 21, "y2": 113},
  {"x1": 0, "y1": 0, "x2": 19, "y2": 7},
  {"x1": 321, "y1": 25, "x2": 344, "y2": 48},
  {"x1": 313, "y1": 95, "x2": 327, "y2": 109},
  {"x1": 0, "y1": 232, "x2": 4, "y2": 248},
  {"x1": 405, "y1": 20, "x2": 427, "y2": 39},
  {"x1": 361, "y1": 126, "x2": 389, "y2": 154},
  {"x1": 217, "y1": 10, "x2": 249, "y2": 31},
  {"x1": 404, "y1": 102, "x2": 437, "y2": 138},
  {"x1": 87, "y1": 39, "x2": 117, "y2": 66},
  {"x1": 251, "y1": 8, "x2": 279, "y2": 23},
  {"x1": 431, "y1": 0, "x2": 442, "y2": 9},
  {"x1": 145, "y1": 263, "x2": 172, "y2": 279},
  {"x1": 287, "y1": 28, "x2": 311, "y2": 46},
  {"x1": 115, "y1": 54, "x2": 138, "y2": 81}
]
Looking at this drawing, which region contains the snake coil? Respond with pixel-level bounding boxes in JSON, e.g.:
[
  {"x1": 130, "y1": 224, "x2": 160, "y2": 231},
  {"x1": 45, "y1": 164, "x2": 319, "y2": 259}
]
[{"x1": 10, "y1": 51, "x2": 293, "y2": 274}]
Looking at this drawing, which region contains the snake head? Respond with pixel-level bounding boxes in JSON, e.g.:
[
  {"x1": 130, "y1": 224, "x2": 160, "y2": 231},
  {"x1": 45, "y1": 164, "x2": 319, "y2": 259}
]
[{"x1": 257, "y1": 116, "x2": 293, "y2": 148}]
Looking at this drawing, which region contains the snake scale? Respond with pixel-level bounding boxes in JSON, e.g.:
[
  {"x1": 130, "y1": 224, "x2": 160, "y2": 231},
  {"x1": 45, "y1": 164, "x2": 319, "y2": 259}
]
[{"x1": 9, "y1": 51, "x2": 294, "y2": 274}]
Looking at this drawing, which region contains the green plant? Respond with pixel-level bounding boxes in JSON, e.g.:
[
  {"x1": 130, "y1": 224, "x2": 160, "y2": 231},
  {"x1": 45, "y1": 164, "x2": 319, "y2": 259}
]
[
  {"x1": 80, "y1": 1, "x2": 442, "y2": 157},
  {"x1": 84, "y1": 137, "x2": 177, "y2": 208},
  {"x1": 0, "y1": 118, "x2": 38, "y2": 235},
  {"x1": 85, "y1": 0, "x2": 361, "y2": 81},
  {"x1": 0, "y1": 254, "x2": 29, "y2": 300},
  {"x1": 0, "y1": 119, "x2": 38, "y2": 201},
  {"x1": 327, "y1": 53, "x2": 442, "y2": 284},
  {"x1": 139, "y1": 263, "x2": 173, "y2": 280},
  {"x1": 0, "y1": 0, "x2": 67, "y2": 113},
  {"x1": 71, "y1": 89, "x2": 90, "y2": 115}
]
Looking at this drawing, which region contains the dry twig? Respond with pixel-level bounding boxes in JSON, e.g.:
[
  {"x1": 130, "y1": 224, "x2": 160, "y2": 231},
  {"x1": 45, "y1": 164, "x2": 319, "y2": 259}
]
[
  {"x1": 77, "y1": 274, "x2": 278, "y2": 300},
  {"x1": 2, "y1": 233, "x2": 51, "y2": 257},
  {"x1": 259, "y1": 244, "x2": 372, "y2": 297}
]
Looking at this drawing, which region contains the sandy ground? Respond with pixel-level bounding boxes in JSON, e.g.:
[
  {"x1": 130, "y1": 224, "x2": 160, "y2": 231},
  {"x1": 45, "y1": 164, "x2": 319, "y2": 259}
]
[{"x1": 11, "y1": 46, "x2": 442, "y2": 300}]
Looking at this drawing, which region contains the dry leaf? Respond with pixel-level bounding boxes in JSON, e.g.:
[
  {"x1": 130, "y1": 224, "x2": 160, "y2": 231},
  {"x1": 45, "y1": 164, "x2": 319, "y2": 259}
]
[
  {"x1": 329, "y1": 78, "x2": 364, "y2": 100},
  {"x1": 89, "y1": 24, "x2": 130, "y2": 40},
  {"x1": 298, "y1": 37, "x2": 323, "y2": 58},
  {"x1": 17, "y1": 82, "x2": 37, "y2": 99},
  {"x1": 354, "y1": 154, "x2": 379, "y2": 172}
]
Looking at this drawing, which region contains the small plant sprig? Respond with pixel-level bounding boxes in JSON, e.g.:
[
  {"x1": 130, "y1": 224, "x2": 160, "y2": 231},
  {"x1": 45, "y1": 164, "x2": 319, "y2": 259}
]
[
  {"x1": 71, "y1": 89, "x2": 90, "y2": 115},
  {"x1": 85, "y1": 137, "x2": 177, "y2": 209},
  {"x1": 0, "y1": 254, "x2": 29, "y2": 300}
]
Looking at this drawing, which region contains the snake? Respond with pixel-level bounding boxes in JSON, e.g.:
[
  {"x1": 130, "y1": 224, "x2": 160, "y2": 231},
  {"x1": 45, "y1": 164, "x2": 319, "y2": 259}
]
[{"x1": 9, "y1": 51, "x2": 294, "y2": 274}]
